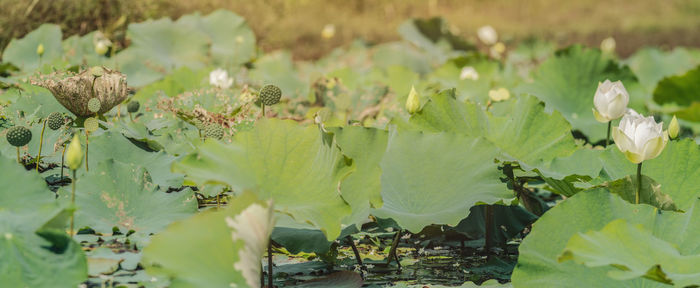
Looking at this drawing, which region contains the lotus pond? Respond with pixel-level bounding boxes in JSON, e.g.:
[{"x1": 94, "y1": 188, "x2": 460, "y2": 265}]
[{"x1": 0, "y1": 9, "x2": 699, "y2": 288}]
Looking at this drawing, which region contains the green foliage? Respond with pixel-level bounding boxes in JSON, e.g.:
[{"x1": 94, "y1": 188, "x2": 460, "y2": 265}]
[
  {"x1": 373, "y1": 128, "x2": 511, "y2": 233},
  {"x1": 174, "y1": 119, "x2": 355, "y2": 240},
  {"x1": 512, "y1": 190, "x2": 700, "y2": 287},
  {"x1": 559, "y1": 219, "x2": 700, "y2": 286},
  {"x1": 2, "y1": 24, "x2": 62, "y2": 71}
]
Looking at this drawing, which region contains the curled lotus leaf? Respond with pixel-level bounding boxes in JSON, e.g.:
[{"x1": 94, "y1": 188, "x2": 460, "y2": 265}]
[{"x1": 30, "y1": 67, "x2": 128, "y2": 117}]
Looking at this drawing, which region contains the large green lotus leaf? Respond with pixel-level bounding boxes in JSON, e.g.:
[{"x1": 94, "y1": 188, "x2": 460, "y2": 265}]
[
  {"x1": 62, "y1": 31, "x2": 106, "y2": 67},
  {"x1": 271, "y1": 214, "x2": 357, "y2": 255},
  {"x1": 9, "y1": 83, "x2": 71, "y2": 122},
  {"x1": 512, "y1": 190, "x2": 700, "y2": 287},
  {"x1": 601, "y1": 175, "x2": 678, "y2": 211},
  {"x1": 487, "y1": 94, "x2": 578, "y2": 168},
  {"x1": 675, "y1": 102, "x2": 700, "y2": 122},
  {"x1": 58, "y1": 160, "x2": 197, "y2": 241},
  {"x1": 142, "y1": 193, "x2": 273, "y2": 288},
  {"x1": 113, "y1": 48, "x2": 164, "y2": 87},
  {"x1": 406, "y1": 91, "x2": 578, "y2": 169},
  {"x1": 515, "y1": 45, "x2": 645, "y2": 142},
  {"x1": 451, "y1": 205, "x2": 538, "y2": 244},
  {"x1": 653, "y1": 65, "x2": 700, "y2": 116},
  {"x1": 174, "y1": 119, "x2": 354, "y2": 240},
  {"x1": 87, "y1": 131, "x2": 184, "y2": 188},
  {"x1": 371, "y1": 42, "x2": 432, "y2": 74},
  {"x1": 403, "y1": 88, "x2": 489, "y2": 135},
  {"x1": 177, "y1": 9, "x2": 256, "y2": 66},
  {"x1": 132, "y1": 67, "x2": 207, "y2": 101},
  {"x1": 2, "y1": 24, "x2": 62, "y2": 71},
  {"x1": 373, "y1": 128, "x2": 510, "y2": 233},
  {"x1": 248, "y1": 51, "x2": 309, "y2": 99},
  {"x1": 328, "y1": 126, "x2": 387, "y2": 226},
  {"x1": 0, "y1": 157, "x2": 87, "y2": 287},
  {"x1": 119, "y1": 17, "x2": 209, "y2": 86},
  {"x1": 535, "y1": 147, "x2": 604, "y2": 180},
  {"x1": 599, "y1": 139, "x2": 700, "y2": 212},
  {"x1": 427, "y1": 57, "x2": 500, "y2": 104},
  {"x1": 0, "y1": 210, "x2": 87, "y2": 288},
  {"x1": 0, "y1": 156, "x2": 56, "y2": 216},
  {"x1": 625, "y1": 47, "x2": 699, "y2": 92},
  {"x1": 559, "y1": 219, "x2": 700, "y2": 286}
]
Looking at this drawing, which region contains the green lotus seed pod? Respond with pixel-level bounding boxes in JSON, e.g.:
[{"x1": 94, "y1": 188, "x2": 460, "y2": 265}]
[
  {"x1": 259, "y1": 84, "x2": 282, "y2": 106},
  {"x1": 90, "y1": 66, "x2": 104, "y2": 77},
  {"x1": 6, "y1": 126, "x2": 32, "y2": 147},
  {"x1": 204, "y1": 124, "x2": 224, "y2": 140},
  {"x1": 127, "y1": 101, "x2": 140, "y2": 113},
  {"x1": 192, "y1": 119, "x2": 205, "y2": 130},
  {"x1": 87, "y1": 98, "x2": 101, "y2": 113},
  {"x1": 84, "y1": 117, "x2": 99, "y2": 132},
  {"x1": 47, "y1": 112, "x2": 64, "y2": 130}
]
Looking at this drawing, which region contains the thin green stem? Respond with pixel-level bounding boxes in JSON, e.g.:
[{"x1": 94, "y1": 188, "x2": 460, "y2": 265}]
[
  {"x1": 70, "y1": 169, "x2": 76, "y2": 237},
  {"x1": 36, "y1": 119, "x2": 47, "y2": 171},
  {"x1": 636, "y1": 162, "x2": 642, "y2": 204},
  {"x1": 129, "y1": 112, "x2": 133, "y2": 121},
  {"x1": 262, "y1": 104, "x2": 266, "y2": 117},
  {"x1": 85, "y1": 131, "x2": 89, "y2": 172},
  {"x1": 61, "y1": 146, "x2": 65, "y2": 179},
  {"x1": 16, "y1": 146, "x2": 20, "y2": 163},
  {"x1": 605, "y1": 122, "x2": 611, "y2": 147},
  {"x1": 268, "y1": 240, "x2": 273, "y2": 288}
]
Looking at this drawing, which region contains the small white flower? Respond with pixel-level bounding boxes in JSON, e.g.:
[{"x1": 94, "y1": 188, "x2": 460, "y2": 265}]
[
  {"x1": 592, "y1": 80, "x2": 629, "y2": 123},
  {"x1": 477, "y1": 25, "x2": 498, "y2": 45},
  {"x1": 209, "y1": 69, "x2": 233, "y2": 89},
  {"x1": 488, "y1": 88, "x2": 511, "y2": 102},
  {"x1": 321, "y1": 24, "x2": 336, "y2": 39},
  {"x1": 459, "y1": 66, "x2": 479, "y2": 81},
  {"x1": 612, "y1": 112, "x2": 668, "y2": 164}
]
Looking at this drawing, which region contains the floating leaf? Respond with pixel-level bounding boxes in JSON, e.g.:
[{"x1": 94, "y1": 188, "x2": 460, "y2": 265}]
[
  {"x1": 512, "y1": 189, "x2": 700, "y2": 287},
  {"x1": 58, "y1": 160, "x2": 197, "y2": 242},
  {"x1": 373, "y1": 128, "x2": 511, "y2": 233},
  {"x1": 2, "y1": 24, "x2": 62, "y2": 71},
  {"x1": 174, "y1": 119, "x2": 354, "y2": 240},
  {"x1": 142, "y1": 193, "x2": 273, "y2": 288},
  {"x1": 559, "y1": 219, "x2": 700, "y2": 286}
]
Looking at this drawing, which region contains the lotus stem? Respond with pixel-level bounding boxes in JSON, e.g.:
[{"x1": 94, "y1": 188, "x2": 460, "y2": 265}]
[
  {"x1": 36, "y1": 119, "x2": 47, "y2": 171},
  {"x1": 16, "y1": 146, "x2": 20, "y2": 163},
  {"x1": 262, "y1": 104, "x2": 266, "y2": 117},
  {"x1": 70, "y1": 169, "x2": 76, "y2": 237},
  {"x1": 605, "y1": 122, "x2": 611, "y2": 147},
  {"x1": 85, "y1": 131, "x2": 89, "y2": 172},
  {"x1": 267, "y1": 240, "x2": 273, "y2": 288},
  {"x1": 347, "y1": 235, "x2": 366, "y2": 279},
  {"x1": 128, "y1": 112, "x2": 133, "y2": 121},
  {"x1": 216, "y1": 193, "x2": 220, "y2": 209},
  {"x1": 61, "y1": 145, "x2": 65, "y2": 179},
  {"x1": 636, "y1": 163, "x2": 642, "y2": 204},
  {"x1": 386, "y1": 230, "x2": 402, "y2": 270}
]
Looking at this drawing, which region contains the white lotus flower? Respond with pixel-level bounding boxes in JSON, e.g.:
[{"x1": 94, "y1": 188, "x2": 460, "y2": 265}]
[
  {"x1": 209, "y1": 68, "x2": 233, "y2": 89},
  {"x1": 612, "y1": 111, "x2": 668, "y2": 164},
  {"x1": 592, "y1": 80, "x2": 629, "y2": 123},
  {"x1": 600, "y1": 37, "x2": 616, "y2": 54},
  {"x1": 488, "y1": 88, "x2": 510, "y2": 102},
  {"x1": 477, "y1": 25, "x2": 498, "y2": 45},
  {"x1": 225, "y1": 201, "x2": 275, "y2": 288},
  {"x1": 459, "y1": 66, "x2": 479, "y2": 80}
]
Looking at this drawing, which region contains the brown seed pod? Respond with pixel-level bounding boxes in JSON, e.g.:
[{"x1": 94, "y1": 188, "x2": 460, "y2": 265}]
[{"x1": 31, "y1": 67, "x2": 128, "y2": 117}]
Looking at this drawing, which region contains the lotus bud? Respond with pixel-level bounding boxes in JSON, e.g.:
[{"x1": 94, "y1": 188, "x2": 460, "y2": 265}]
[
  {"x1": 406, "y1": 86, "x2": 420, "y2": 114},
  {"x1": 36, "y1": 44, "x2": 44, "y2": 57},
  {"x1": 668, "y1": 115, "x2": 679, "y2": 139},
  {"x1": 612, "y1": 111, "x2": 668, "y2": 164},
  {"x1": 209, "y1": 68, "x2": 233, "y2": 89},
  {"x1": 592, "y1": 80, "x2": 629, "y2": 123},
  {"x1": 477, "y1": 25, "x2": 498, "y2": 45},
  {"x1": 66, "y1": 134, "x2": 83, "y2": 170},
  {"x1": 600, "y1": 37, "x2": 616, "y2": 54}
]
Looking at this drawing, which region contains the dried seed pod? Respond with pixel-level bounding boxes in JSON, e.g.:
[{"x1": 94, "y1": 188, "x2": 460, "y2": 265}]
[{"x1": 31, "y1": 67, "x2": 128, "y2": 117}]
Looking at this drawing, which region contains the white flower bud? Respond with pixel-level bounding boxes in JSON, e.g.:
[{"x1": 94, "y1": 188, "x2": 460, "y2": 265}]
[
  {"x1": 459, "y1": 66, "x2": 479, "y2": 81},
  {"x1": 477, "y1": 25, "x2": 498, "y2": 45},
  {"x1": 209, "y1": 68, "x2": 233, "y2": 89},
  {"x1": 592, "y1": 80, "x2": 629, "y2": 123}
]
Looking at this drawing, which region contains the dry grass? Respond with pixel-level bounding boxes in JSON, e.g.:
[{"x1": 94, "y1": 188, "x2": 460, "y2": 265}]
[{"x1": 2, "y1": 0, "x2": 700, "y2": 59}]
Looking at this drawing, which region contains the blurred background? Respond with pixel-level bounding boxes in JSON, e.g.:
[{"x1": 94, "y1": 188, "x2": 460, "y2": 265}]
[{"x1": 2, "y1": 0, "x2": 700, "y2": 59}]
